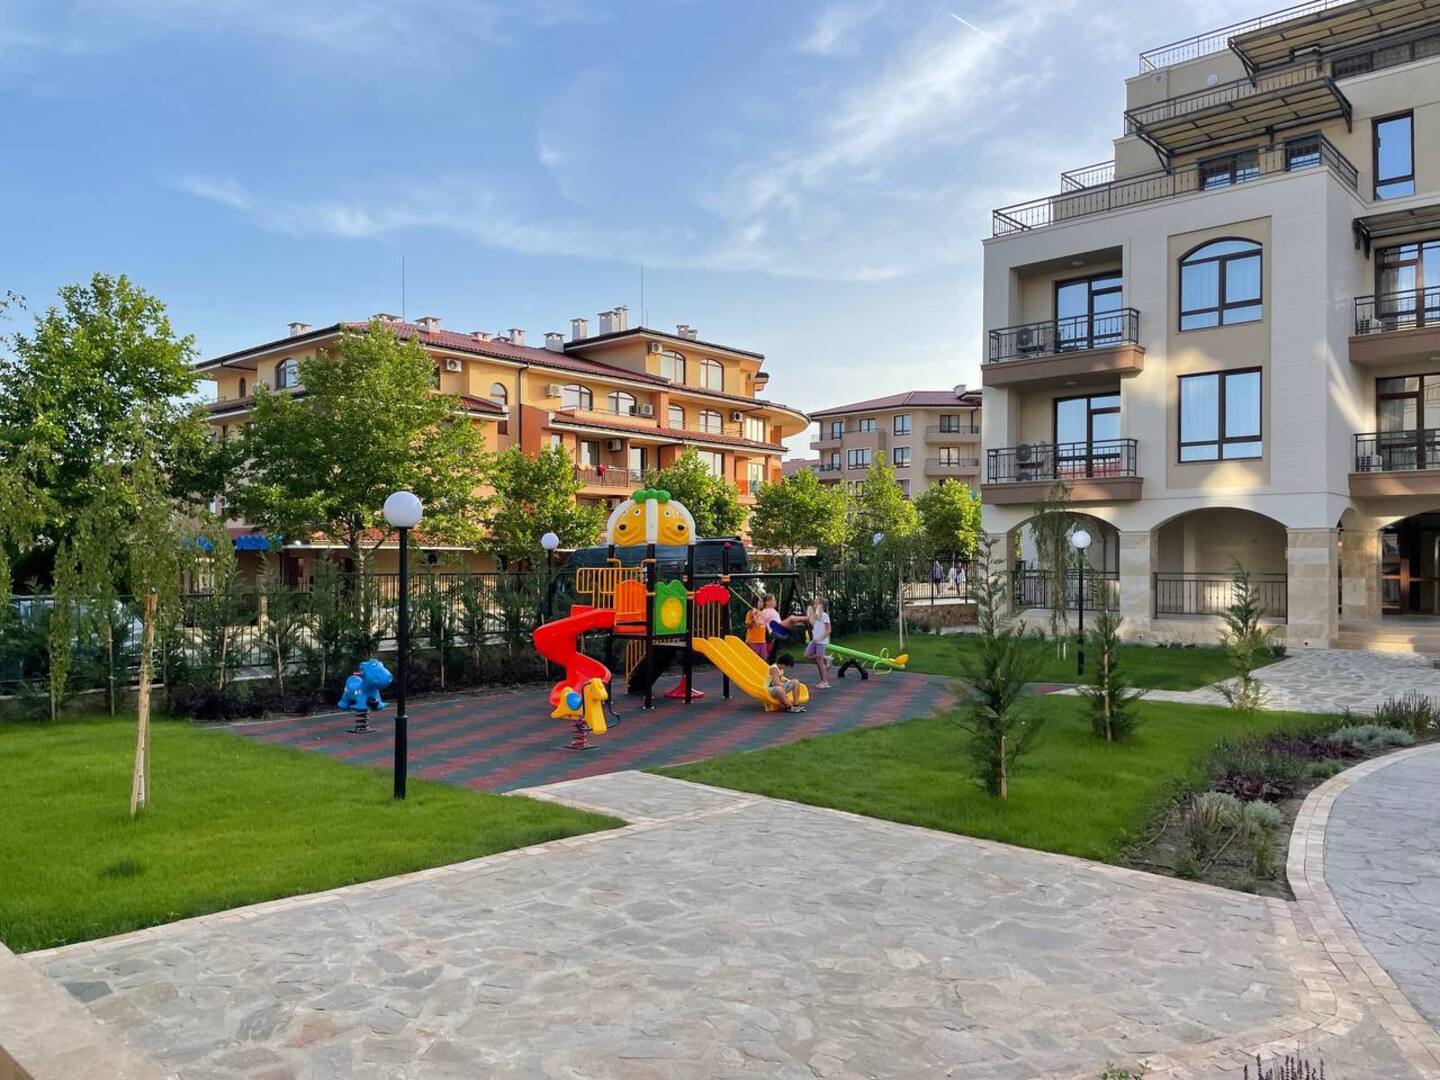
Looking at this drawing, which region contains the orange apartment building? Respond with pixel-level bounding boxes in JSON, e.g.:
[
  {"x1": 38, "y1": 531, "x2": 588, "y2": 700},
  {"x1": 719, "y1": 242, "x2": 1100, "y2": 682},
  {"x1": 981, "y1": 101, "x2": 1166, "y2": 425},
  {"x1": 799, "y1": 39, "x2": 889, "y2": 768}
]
[{"x1": 197, "y1": 307, "x2": 809, "y2": 572}]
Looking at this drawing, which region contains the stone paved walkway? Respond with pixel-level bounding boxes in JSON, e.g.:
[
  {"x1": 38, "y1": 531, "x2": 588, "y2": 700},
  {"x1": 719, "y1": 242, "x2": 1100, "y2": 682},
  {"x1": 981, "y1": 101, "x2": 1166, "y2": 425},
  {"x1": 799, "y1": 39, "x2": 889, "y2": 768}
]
[
  {"x1": 1141, "y1": 648, "x2": 1440, "y2": 714},
  {"x1": 31, "y1": 772, "x2": 1432, "y2": 1079},
  {"x1": 1325, "y1": 744, "x2": 1440, "y2": 1029}
]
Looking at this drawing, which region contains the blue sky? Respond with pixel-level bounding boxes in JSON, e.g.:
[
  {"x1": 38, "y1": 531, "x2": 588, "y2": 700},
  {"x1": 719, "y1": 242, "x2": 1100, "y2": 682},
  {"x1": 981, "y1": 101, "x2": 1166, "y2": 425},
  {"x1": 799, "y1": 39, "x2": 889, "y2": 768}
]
[{"x1": 2, "y1": 0, "x2": 1262, "y2": 454}]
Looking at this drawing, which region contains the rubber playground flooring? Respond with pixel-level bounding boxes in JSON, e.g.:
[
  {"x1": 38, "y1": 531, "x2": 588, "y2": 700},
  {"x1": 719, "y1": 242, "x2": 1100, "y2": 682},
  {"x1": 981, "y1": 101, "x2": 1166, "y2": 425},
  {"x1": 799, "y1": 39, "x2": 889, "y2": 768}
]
[{"x1": 227, "y1": 667, "x2": 955, "y2": 793}]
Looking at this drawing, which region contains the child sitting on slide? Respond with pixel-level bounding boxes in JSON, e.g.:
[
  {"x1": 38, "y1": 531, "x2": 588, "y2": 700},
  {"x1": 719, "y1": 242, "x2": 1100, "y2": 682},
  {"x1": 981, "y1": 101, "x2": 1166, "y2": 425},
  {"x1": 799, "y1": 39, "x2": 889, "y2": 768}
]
[{"x1": 767, "y1": 655, "x2": 805, "y2": 713}]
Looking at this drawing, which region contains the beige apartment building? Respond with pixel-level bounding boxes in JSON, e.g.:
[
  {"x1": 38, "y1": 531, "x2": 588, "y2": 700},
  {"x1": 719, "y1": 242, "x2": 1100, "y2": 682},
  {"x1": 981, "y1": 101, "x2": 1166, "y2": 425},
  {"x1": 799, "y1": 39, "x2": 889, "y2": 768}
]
[
  {"x1": 197, "y1": 309, "x2": 808, "y2": 576},
  {"x1": 810, "y1": 388, "x2": 982, "y2": 498},
  {"x1": 982, "y1": 0, "x2": 1440, "y2": 649}
]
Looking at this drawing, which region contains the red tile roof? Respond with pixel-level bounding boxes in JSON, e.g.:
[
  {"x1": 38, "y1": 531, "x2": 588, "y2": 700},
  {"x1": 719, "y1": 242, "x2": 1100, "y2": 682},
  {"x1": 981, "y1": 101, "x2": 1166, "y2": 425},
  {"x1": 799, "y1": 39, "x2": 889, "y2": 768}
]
[{"x1": 810, "y1": 388, "x2": 981, "y2": 416}]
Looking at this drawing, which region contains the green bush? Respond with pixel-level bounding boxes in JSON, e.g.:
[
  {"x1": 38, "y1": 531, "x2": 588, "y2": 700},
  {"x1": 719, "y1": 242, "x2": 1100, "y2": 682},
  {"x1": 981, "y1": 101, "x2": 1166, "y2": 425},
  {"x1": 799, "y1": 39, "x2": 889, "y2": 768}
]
[
  {"x1": 1371, "y1": 691, "x2": 1436, "y2": 738},
  {"x1": 1329, "y1": 724, "x2": 1415, "y2": 753},
  {"x1": 1208, "y1": 736, "x2": 1307, "y2": 801}
]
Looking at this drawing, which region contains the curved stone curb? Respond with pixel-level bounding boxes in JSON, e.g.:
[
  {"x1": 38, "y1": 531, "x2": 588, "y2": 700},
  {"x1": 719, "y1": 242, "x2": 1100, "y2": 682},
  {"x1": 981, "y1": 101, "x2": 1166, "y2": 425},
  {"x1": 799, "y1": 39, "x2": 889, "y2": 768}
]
[{"x1": 1287, "y1": 745, "x2": 1440, "y2": 1078}]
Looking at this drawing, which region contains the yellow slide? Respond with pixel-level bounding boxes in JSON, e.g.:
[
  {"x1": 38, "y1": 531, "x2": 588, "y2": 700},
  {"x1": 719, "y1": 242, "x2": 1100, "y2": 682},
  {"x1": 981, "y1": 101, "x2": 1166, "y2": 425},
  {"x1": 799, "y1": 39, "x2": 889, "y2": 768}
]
[{"x1": 693, "y1": 635, "x2": 811, "y2": 712}]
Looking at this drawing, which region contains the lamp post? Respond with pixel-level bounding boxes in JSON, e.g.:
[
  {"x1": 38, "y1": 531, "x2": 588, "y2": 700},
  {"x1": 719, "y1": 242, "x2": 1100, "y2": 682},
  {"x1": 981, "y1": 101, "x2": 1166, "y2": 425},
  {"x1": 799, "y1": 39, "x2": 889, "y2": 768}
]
[
  {"x1": 539, "y1": 532, "x2": 560, "y2": 677},
  {"x1": 1070, "y1": 527, "x2": 1092, "y2": 679},
  {"x1": 383, "y1": 490, "x2": 423, "y2": 800}
]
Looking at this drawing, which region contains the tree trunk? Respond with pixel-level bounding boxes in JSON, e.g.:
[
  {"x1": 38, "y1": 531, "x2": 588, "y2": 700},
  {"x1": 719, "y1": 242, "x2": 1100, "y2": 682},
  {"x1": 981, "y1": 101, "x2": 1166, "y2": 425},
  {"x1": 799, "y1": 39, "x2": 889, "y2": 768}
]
[
  {"x1": 997, "y1": 734, "x2": 1008, "y2": 799},
  {"x1": 130, "y1": 592, "x2": 157, "y2": 817},
  {"x1": 105, "y1": 624, "x2": 116, "y2": 717}
]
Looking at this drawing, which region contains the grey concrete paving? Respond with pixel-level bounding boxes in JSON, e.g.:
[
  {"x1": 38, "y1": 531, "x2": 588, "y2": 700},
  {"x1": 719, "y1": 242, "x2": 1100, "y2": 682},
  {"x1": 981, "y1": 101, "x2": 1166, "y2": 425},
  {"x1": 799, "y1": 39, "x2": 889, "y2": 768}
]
[
  {"x1": 1141, "y1": 647, "x2": 1440, "y2": 714},
  {"x1": 1326, "y1": 744, "x2": 1440, "y2": 1029},
  {"x1": 30, "y1": 772, "x2": 1430, "y2": 1079}
]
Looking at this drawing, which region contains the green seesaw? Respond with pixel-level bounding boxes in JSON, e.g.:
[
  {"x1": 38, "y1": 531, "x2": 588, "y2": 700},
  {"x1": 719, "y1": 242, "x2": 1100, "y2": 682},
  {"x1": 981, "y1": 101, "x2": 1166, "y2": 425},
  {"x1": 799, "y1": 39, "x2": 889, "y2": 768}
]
[{"x1": 824, "y1": 642, "x2": 909, "y2": 680}]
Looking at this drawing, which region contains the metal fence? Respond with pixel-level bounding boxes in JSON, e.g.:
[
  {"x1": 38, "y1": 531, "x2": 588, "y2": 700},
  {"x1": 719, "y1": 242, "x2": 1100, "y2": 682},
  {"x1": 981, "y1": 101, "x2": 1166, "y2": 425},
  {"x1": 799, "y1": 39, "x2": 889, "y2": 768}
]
[
  {"x1": 1354, "y1": 287, "x2": 1440, "y2": 335},
  {"x1": 1011, "y1": 569, "x2": 1119, "y2": 612},
  {"x1": 986, "y1": 439, "x2": 1139, "y2": 485},
  {"x1": 1152, "y1": 572, "x2": 1288, "y2": 620},
  {"x1": 988, "y1": 309, "x2": 1140, "y2": 364}
]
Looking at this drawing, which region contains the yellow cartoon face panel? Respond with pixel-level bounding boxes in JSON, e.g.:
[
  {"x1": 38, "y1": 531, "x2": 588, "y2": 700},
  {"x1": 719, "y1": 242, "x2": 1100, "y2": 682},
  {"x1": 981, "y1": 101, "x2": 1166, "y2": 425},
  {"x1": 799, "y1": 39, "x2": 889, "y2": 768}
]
[
  {"x1": 609, "y1": 502, "x2": 648, "y2": 547},
  {"x1": 655, "y1": 502, "x2": 692, "y2": 545}
]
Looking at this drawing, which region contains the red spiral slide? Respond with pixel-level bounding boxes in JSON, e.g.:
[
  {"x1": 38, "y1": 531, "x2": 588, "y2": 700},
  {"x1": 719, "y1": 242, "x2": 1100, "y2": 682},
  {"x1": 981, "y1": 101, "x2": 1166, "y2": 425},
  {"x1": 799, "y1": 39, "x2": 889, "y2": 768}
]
[{"x1": 533, "y1": 604, "x2": 616, "y2": 706}]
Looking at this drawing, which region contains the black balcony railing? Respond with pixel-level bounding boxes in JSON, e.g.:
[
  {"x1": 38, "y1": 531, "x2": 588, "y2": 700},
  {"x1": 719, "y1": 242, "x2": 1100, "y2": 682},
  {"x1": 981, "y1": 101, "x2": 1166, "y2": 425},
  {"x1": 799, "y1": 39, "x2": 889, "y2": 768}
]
[
  {"x1": 1331, "y1": 24, "x2": 1440, "y2": 80},
  {"x1": 1354, "y1": 430, "x2": 1440, "y2": 473},
  {"x1": 1137, "y1": 0, "x2": 1352, "y2": 71},
  {"x1": 986, "y1": 439, "x2": 1138, "y2": 484},
  {"x1": 1060, "y1": 161, "x2": 1116, "y2": 191},
  {"x1": 1354, "y1": 288, "x2": 1440, "y2": 335},
  {"x1": 817, "y1": 462, "x2": 843, "y2": 474},
  {"x1": 1123, "y1": 63, "x2": 1337, "y2": 136},
  {"x1": 1153, "y1": 572, "x2": 1288, "y2": 621},
  {"x1": 1011, "y1": 569, "x2": 1118, "y2": 611},
  {"x1": 992, "y1": 135, "x2": 1356, "y2": 235},
  {"x1": 988, "y1": 309, "x2": 1140, "y2": 364}
]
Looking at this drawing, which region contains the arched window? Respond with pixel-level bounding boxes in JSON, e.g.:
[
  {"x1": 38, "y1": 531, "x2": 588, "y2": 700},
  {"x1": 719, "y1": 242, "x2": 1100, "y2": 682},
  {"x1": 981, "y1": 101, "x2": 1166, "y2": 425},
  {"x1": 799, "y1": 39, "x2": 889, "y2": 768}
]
[
  {"x1": 699, "y1": 408, "x2": 723, "y2": 434},
  {"x1": 238, "y1": 377, "x2": 247, "y2": 398},
  {"x1": 1179, "y1": 239, "x2": 1262, "y2": 330},
  {"x1": 699, "y1": 358, "x2": 723, "y2": 391},
  {"x1": 608, "y1": 390, "x2": 637, "y2": 416},
  {"x1": 659, "y1": 350, "x2": 685, "y2": 383},
  {"x1": 488, "y1": 382, "x2": 508, "y2": 407},
  {"x1": 562, "y1": 384, "x2": 593, "y2": 410},
  {"x1": 668, "y1": 404, "x2": 685, "y2": 429},
  {"x1": 275, "y1": 358, "x2": 299, "y2": 389}
]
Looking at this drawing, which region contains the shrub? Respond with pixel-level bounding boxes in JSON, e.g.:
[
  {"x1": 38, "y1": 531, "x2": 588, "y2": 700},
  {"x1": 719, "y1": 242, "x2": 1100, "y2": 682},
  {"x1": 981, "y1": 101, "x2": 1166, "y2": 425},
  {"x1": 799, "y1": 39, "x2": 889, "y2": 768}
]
[
  {"x1": 1216, "y1": 563, "x2": 1273, "y2": 713},
  {"x1": 1097, "y1": 1066, "x2": 1145, "y2": 1080},
  {"x1": 1180, "y1": 791, "x2": 1242, "y2": 868},
  {"x1": 1078, "y1": 584, "x2": 1144, "y2": 742},
  {"x1": 1328, "y1": 724, "x2": 1415, "y2": 753},
  {"x1": 1371, "y1": 691, "x2": 1437, "y2": 738},
  {"x1": 1243, "y1": 1054, "x2": 1325, "y2": 1079},
  {"x1": 1261, "y1": 729, "x2": 1360, "y2": 761},
  {"x1": 1208, "y1": 737, "x2": 1306, "y2": 802},
  {"x1": 1238, "y1": 799, "x2": 1284, "y2": 880}
]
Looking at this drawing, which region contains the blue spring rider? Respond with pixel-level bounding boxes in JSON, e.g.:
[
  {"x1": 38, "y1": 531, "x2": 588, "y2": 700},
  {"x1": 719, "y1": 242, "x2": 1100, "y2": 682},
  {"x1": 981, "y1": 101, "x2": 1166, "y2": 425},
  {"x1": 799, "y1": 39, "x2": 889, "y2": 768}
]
[{"x1": 338, "y1": 658, "x2": 393, "y2": 734}]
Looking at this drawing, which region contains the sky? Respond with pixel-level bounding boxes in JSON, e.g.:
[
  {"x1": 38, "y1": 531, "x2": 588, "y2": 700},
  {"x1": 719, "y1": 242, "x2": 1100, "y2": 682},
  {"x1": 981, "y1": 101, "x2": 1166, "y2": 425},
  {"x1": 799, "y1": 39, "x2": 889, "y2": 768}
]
[{"x1": 1, "y1": 0, "x2": 1266, "y2": 456}]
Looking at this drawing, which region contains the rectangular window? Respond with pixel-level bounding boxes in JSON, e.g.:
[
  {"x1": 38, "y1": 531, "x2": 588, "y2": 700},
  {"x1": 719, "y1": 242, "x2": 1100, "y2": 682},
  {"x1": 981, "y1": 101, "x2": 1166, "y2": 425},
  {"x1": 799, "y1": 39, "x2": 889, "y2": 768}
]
[
  {"x1": 1374, "y1": 112, "x2": 1415, "y2": 199},
  {"x1": 1179, "y1": 369, "x2": 1262, "y2": 461},
  {"x1": 578, "y1": 440, "x2": 600, "y2": 468},
  {"x1": 937, "y1": 447, "x2": 970, "y2": 466},
  {"x1": 628, "y1": 446, "x2": 647, "y2": 472},
  {"x1": 1284, "y1": 134, "x2": 1321, "y2": 172},
  {"x1": 899, "y1": 479, "x2": 910, "y2": 498},
  {"x1": 856, "y1": 417, "x2": 877, "y2": 433},
  {"x1": 827, "y1": 420, "x2": 844, "y2": 439},
  {"x1": 847, "y1": 448, "x2": 872, "y2": 468},
  {"x1": 892, "y1": 446, "x2": 912, "y2": 467},
  {"x1": 826, "y1": 452, "x2": 840, "y2": 469},
  {"x1": 744, "y1": 416, "x2": 767, "y2": 442},
  {"x1": 1198, "y1": 148, "x2": 1259, "y2": 190},
  {"x1": 696, "y1": 450, "x2": 724, "y2": 478},
  {"x1": 1376, "y1": 240, "x2": 1440, "y2": 329},
  {"x1": 938, "y1": 414, "x2": 960, "y2": 432},
  {"x1": 1055, "y1": 272, "x2": 1124, "y2": 351},
  {"x1": 892, "y1": 414, "x2": 911, "y2": 435},
  {"x1": 747, "y1": 461, "x2": 765, "y2": 488}
]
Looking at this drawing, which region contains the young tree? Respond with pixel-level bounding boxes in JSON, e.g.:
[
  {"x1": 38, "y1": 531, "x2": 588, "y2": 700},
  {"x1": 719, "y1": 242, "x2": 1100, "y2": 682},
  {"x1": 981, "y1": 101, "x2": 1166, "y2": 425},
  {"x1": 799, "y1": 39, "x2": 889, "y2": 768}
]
[
  {"x1": 1077, "y1": 571, "x2": 1144, "y2": 742},
  {"x1": 647, "y1": 449, "x2": 746, "y2": 538},
  {"x1": 914, "y1": 479, "x2": 982, "y2": 562},
  {"x1": 747, "y1": 469, "x2": 850, "y2": 560},
  {"x1": 482, "y1": 445, "x2": 604, "y2": 564},
  {"x1": 234, "y1": 320, "x2": 489, "y2": 571},
  {"x1": 852, "y1": 454, "x2": 919, "y2": 550},
  {"x1": 955, "y1": 540, "x2": 1046, "y2": 798},
  {"x1": 1029, "y1": 481, "x2": 1076, "y2": 651},
  {"x1": 1218, "y1": 562, "x2": 1273, "y2": 712}
]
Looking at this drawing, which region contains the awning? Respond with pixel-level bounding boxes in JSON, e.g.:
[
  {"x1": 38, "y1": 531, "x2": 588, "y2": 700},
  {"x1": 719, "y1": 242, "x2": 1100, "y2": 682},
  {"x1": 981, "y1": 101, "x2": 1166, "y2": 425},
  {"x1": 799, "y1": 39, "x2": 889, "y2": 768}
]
[
  {"x1": 1354, "y1": 204, "x2": 1440, "y2": 254},
  {"x1": 1230, "y1": 0, "x2": 1440, "y2": 73},
  {"x1": 1125, "y1": 65, "x2": 1350, "y2": 163}
]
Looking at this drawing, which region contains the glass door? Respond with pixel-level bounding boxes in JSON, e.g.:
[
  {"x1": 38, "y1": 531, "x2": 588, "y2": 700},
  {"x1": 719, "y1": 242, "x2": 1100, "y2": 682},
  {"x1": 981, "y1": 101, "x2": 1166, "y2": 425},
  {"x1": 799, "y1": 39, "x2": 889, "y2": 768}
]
[
  {"x1": 1055, "y1": 273, "x2": 1123, "y2": 352},
  {"x1": 1054, "y1": 393, "x2": 1120, "y2": 478},
  {"x1": 1377, "y1": 240, "x2": 1440, "y2": 330},
  {"x1": 1376, "y1": 374, "x2": 1440, "y2": 470}
]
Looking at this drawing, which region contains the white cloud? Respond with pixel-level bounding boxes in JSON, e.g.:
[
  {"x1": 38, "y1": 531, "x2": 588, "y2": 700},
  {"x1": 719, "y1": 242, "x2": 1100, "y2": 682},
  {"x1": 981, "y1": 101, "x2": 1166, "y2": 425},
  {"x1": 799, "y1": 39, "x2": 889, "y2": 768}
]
[{"x1": 798, "y1": 0, "x2": 884, "y2": 56}]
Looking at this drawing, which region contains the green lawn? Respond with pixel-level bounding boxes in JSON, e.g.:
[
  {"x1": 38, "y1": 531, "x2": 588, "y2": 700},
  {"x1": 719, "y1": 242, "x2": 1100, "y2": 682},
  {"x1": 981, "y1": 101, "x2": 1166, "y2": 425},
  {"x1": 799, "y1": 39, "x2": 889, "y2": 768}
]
[
  {"x1": 0, "y1": 716, "x2": 620, "y2": 953},
  {"x1": 656, "y1": 697, "x2": 1323, "y2": 862},
  {"x1": 833, "y1": 631, "x2": 1263, "y2": 690}
]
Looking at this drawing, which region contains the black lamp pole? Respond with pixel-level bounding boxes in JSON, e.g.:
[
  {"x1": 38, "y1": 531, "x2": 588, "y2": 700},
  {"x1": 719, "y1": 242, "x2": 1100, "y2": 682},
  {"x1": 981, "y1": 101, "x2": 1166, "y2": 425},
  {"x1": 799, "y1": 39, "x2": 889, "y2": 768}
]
[
  {"x1": 1075, "y1": 549, "x2": 1086, "y2": 679},
  {"x1": 395, "y1": 525, "x2": 409, "y2": 800}
]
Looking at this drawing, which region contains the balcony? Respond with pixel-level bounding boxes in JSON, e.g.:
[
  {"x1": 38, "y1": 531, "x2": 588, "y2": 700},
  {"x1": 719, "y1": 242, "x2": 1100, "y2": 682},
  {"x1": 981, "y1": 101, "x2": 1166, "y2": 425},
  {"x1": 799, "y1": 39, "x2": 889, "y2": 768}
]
[
  {"x1": 1137, "y1": 0, "x2": 1356, "y2": 72},
  {"x1": 1350, "y1": 430, "x2": 1440, "y2": 497},
  {"x1": 925, "y1": 424, "x2": 980, "y2": 439},
  {"x1": 554, "y1": 405, "x2": 781, "y2": 448},
  {"x1": 811, "y1": 434, "x2": 843, "y2": 451},
  {"x1": 924, "y1": 457, "x2": 980, "y2": 479},
  {"x1": 816, "y1": 463, "x2": 843, "y2": 479},
  {"x1": 574, "y1": 466, "x2": 645, "y2": 491},
  {"x1": 1124, "y1": 63, "x2": 1349, "y2": 163},
  {"x1": 982, "y1": 439, "x2": 1142, "y2": 504},
  {"x1": 1350, "y1": 288, "x2": 1440, "y2": 367},
  {"x1": 992, "y1": 135, "x2": 1356, "y2": 236},
  {"x1": 983, "y1": 310, "x2": 1144, "y2": 389}
]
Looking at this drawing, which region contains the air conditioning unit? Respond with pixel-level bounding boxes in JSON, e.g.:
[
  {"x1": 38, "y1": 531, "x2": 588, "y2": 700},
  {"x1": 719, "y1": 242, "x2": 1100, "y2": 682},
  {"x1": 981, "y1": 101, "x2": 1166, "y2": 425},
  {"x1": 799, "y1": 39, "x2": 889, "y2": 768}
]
[
  {"x1": 444, "y1": 358, "x2": 462, "y2": 373},
  {"x1": 730, "y1": 411, "x2": 743, "y2": 422},
  {"x1": 545, "y1": 383, "x2": 563, "y2": 398},
  {"x1": 647, "y1": 342, "x2": 663, "y2": 354},
  {"x1": 637, "y1": 403, "x2": 655, "y2": 417},
  {"x1": 1360, "y1": 454, "x2": 1385, "y2": 471},
  {"x1": 606, "y1": 439, "x2": 624, "y2": 452}
]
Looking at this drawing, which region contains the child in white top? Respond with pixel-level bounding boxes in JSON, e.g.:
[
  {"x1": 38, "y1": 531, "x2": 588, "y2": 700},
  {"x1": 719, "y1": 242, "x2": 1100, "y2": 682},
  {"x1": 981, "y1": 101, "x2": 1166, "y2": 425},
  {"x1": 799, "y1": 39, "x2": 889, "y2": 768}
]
[{"x1": 804, "y1": 597, "x2": 832, "y2": 688}]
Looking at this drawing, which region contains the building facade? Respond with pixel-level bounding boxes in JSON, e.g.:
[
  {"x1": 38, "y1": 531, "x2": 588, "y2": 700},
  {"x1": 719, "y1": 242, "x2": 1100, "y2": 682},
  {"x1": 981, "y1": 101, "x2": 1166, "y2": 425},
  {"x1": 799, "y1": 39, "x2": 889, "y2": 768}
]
[
  {"x1": 809, "y1": 388, "x2": 982, "y2": 498},
  {"x1": 198, "y1": 308, "x2": 808, "y2": 572},
  {"x1": 982, "y1": 0, "x2": 1440, "y2": 648}
]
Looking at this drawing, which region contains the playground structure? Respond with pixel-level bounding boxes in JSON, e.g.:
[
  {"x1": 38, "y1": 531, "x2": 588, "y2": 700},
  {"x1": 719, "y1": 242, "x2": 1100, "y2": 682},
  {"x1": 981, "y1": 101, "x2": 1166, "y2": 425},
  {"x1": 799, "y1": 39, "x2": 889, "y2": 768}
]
[
  {"x1": 336, "y1": 658, "x2": 393, "y2": 734},
  {"x1": 824, "y1": 642, "x2": 909, "y2": 681},
  {"x1": 531, "y1": 490, "x2": 811, "y2": 746}
]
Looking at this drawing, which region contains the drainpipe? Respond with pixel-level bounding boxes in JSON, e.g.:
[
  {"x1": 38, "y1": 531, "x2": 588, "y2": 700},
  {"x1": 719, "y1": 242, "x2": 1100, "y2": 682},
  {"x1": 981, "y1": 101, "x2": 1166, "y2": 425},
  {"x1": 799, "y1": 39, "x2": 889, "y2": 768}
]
[{"x1": 516, "y1": 363, "x2": 527, "y2": 448}]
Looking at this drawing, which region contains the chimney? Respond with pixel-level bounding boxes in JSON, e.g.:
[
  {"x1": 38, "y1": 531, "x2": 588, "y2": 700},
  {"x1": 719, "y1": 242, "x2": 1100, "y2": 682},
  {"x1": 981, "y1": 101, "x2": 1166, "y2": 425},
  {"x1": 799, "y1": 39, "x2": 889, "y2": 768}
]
[
  {"x1": 615, "y1": 304, "x2": 629, "y2": 331},
  {"x1": 508, "y1": 328, "x2": 525, "y2": 346},
  {"x1": 953, "y1": 383, "x2": 967, "y2": 398},
  {"x1": 416, "y1": 315, "x2": 442, "y2": 333},
  {"x1": 471, "y1": 330, "x2": 492, "y2": 342},
  {"x1": 544, "y1": 332, "x2": 564, "y2": 352},
  {"x1": 493, "y1": 333, "x2": 511, "y2": 344},
  {"x1": 371, "y1": 312, "x2": 401, "y2": 324},
  {"x1": 570, "y1": 317, "x2": 589, "y2": 342},
  {"x1": 676, "y1": 323, "x2": 690, "y2": 338},
  {"x1": 598, "y1": 309, "x2": 616, "y2": 335},
  {"x1": 287, "y1": 321, "x2": 312, "y2": 338}
]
